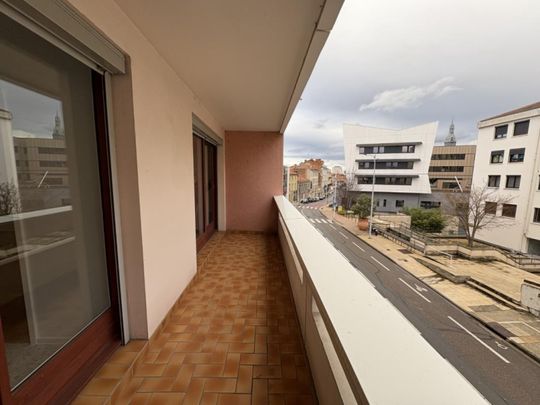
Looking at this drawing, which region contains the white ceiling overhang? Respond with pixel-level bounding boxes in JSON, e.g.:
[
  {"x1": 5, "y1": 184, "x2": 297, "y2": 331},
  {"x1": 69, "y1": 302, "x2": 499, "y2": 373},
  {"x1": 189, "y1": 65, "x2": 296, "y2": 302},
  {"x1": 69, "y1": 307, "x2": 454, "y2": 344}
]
[{"x1": 114, "y1": 0, "x2": 343, "y2": 132}]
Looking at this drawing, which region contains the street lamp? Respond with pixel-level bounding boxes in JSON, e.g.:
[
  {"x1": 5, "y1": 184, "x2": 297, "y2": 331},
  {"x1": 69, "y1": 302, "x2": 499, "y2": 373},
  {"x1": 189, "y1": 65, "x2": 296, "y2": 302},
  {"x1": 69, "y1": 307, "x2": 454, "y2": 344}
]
[
  {"x1": 368, "y1": 154, "x2": 376, "y2": 238},
  {"x1": 358, "y1": 153, "x2": 377, "y2": 238}
]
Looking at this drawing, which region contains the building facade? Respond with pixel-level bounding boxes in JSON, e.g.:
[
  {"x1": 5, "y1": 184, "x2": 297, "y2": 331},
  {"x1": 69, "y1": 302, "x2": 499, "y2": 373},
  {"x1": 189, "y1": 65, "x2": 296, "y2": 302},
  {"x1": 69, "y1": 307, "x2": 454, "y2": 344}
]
[
  {"x1": 471, "y1": 101, "x2": 540, "y2": 254},
  {"x1": 343, "y1": 122, "x2": 437, "y2": 212}
]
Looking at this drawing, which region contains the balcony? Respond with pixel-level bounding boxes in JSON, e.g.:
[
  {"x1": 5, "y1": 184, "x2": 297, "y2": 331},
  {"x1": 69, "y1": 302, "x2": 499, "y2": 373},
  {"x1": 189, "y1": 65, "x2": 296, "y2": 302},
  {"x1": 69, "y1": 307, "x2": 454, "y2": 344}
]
[
  {"x1": 75, "y1": 231, "x2": 317, "y2": 404},
  {"x1": 76, "y1": 197, "x2": 489, "y2": 404}
]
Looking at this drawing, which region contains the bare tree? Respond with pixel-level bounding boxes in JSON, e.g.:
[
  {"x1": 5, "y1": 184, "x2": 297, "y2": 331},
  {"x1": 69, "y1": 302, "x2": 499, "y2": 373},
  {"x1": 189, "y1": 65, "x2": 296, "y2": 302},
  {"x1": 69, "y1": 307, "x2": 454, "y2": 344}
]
[
  {"x1": 0, "y1": 181, "x2": 21, "y2": 216},
  {"x1": 339, "y1": 173, "x2": 359, "y2": 209},
  {"x1": 445, "y1": 184, "x2": 513, "y2": 247}
]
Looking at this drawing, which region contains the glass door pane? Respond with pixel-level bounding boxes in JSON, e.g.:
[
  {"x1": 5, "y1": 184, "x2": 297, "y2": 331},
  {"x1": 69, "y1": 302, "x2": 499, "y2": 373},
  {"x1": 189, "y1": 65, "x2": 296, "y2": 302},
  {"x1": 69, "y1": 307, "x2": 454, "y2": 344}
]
[
  {"x1": 193, "y1": 135, "x2": 217, "y2": 250},
  {"x1": 0, "y1": 14, "x2": 111, "y2": 389}
]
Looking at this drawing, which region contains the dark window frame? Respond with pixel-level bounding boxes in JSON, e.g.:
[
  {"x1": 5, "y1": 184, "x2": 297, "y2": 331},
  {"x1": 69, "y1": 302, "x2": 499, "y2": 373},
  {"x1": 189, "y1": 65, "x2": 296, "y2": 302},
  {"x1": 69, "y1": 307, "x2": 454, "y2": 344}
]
[
  {"x1": 501, "y1": 203, "x2": 517, "y2": 218},
  {"x1": 485, "y1": 202, "x2": 497, "y2": 215},
  {"x1": 488, "y1": 175, "x2": 500, "y2": 188},
  {"x1": 505, "y1": 175, "x2": 521, "y2": 189},
  {"x1": 494, "y1": 124, "x2": 508, "y2": 139},
  {"x1": 513, "y1": 120, "x2": 529, "y2": 136},
  {"x1": 490, "y1": 150, "x2": 504, "y2": 164},
  {"x1": 508, "y1": 148, "x2": 525, "y2": 163},
  {"x1": 533, "y1": 208, "x2": 540, "y2": 223}
]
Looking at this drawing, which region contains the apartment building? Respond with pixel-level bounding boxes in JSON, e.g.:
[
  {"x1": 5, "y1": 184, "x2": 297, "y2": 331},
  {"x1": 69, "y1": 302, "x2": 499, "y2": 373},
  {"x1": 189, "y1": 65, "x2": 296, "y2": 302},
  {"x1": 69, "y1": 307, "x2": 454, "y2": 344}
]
[
  {"x1": 343, "y1": 122, "x2": 437, "y2": 211},
  {"x1": 288, "y1": 172, "x2": 298, "y2": 202},
  {"x1": 0, "y1": 2, "x2": 493, "y2": 404},
  {"x1": 0, "y1": 1, "x2": 345, "y2": 401},
  {"x1": 471, "y1": 101, "x2": 540, "y2": 254}
]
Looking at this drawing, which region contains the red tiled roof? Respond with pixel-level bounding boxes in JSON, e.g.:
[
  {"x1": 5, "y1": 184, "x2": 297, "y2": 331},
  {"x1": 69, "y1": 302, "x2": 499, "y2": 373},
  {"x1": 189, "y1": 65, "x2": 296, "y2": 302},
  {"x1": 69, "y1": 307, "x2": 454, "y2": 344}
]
[{"x1": 481, "y1": 101, "x2": 540, "y2": 122}]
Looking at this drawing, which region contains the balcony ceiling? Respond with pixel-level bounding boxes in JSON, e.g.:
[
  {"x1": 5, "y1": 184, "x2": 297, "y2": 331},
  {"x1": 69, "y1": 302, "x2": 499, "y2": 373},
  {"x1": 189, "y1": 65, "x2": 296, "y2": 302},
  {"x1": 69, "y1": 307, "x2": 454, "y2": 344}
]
[{"x1": 114, "y1": 0, "x2": 341, "y2": 132}]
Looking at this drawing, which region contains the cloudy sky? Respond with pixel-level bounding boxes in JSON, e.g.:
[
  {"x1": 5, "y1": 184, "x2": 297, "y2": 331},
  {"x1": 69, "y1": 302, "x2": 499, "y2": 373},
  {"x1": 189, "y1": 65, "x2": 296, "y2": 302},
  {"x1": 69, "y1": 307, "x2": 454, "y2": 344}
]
[
  {"x1": 284, "y1": 0, "x2": 540, "y2": 167},
  {"x1": 0, "y1": 79, "x2": 61, "y2": 139}
]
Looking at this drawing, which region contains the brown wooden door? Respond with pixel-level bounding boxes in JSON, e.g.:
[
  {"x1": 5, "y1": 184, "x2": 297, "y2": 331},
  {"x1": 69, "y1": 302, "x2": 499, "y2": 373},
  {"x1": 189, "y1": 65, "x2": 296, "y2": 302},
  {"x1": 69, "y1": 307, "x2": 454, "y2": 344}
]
[
  {"x1": 193, "y1": 135, "x2": 218, "y2": 251},
  {"x1": 0, "y1": 13, "x2": 120, "y2": 404}
]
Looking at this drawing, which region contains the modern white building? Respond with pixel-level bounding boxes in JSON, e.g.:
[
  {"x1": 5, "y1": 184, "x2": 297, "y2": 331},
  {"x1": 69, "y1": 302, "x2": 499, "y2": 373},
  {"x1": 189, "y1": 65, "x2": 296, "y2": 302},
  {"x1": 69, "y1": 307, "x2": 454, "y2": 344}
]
[
  {"x1": 471, "y1": 101, "x2": 540, "y2": 254},
  {"x1": 343, "y1": 122, "x2": 437, "y2": 211}
]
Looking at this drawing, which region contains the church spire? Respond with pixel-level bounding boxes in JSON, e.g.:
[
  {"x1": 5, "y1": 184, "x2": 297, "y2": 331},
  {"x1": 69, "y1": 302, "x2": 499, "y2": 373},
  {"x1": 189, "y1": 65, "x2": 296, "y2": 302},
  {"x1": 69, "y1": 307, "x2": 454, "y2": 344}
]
[
  {"x1": 52, "y1": 111, "x2": 64, "y2": 139},
  {"x1": 444, "y1": 119, "x2": 456, "y2": 146}
]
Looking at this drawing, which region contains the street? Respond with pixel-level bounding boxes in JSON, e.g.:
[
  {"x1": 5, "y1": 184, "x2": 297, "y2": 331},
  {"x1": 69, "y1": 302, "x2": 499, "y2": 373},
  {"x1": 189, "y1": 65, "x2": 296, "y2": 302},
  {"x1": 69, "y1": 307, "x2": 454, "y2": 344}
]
[{"x1": 299, "y1": 204, "x2": 540, "y2": 405}]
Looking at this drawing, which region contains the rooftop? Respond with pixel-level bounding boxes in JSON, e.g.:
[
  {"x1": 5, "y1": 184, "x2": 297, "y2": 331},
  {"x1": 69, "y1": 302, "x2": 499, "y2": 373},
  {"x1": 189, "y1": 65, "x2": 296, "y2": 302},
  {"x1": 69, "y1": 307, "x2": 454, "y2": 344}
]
[{"x1": 480, "y1": 101, "x2": 540, "y2": 122}]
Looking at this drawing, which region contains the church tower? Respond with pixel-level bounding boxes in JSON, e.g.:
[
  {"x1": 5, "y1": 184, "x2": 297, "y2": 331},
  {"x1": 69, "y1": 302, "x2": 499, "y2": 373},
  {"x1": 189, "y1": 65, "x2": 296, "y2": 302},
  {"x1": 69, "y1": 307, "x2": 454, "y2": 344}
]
[
  {"x1": 52, "y1": 111, "x2": 64, "y2": 139},
  {"x1": 444, "y1": 120, "x2": 456, "y2": 146}
]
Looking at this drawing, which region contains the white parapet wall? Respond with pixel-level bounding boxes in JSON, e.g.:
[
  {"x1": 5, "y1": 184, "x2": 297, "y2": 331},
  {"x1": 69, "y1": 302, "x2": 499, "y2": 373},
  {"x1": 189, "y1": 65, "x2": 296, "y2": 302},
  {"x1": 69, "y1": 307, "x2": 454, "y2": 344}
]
[{"x1": 274, "y1": 195, "x2": 489, "y2": 405}]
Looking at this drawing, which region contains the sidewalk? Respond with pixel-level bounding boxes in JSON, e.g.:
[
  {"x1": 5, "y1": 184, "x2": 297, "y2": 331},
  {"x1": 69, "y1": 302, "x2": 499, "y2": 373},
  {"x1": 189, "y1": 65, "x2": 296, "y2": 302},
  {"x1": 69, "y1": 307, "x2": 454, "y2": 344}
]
[{"x1": 320, "y1": 207, "x2": 540, "y2": 362}]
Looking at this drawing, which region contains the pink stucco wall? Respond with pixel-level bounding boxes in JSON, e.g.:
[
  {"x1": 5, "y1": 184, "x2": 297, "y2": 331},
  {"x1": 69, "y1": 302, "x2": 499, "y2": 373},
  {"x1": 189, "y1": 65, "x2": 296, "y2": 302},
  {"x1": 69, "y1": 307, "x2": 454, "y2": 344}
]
[{"x1": 225, "y1": 131, "x2": 283, "y2": 232}]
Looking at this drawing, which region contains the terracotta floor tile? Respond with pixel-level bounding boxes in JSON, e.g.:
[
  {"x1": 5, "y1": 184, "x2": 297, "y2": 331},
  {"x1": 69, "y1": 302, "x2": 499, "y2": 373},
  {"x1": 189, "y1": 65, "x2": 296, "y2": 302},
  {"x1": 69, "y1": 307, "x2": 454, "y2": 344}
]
[
  {"x1": 138, "y1": 377, "x2": 175, "y2": 392},
  {"x1": 200, "y1": 392, "x2": 219, "y2": 405},
  {"x1": 71, "y1": 395, "x2": 109, "y2": 405},
  {"x1": 76, "y1": 232, "x2": 317, "y2": 404},
  {"x1": 111, "y1": 377, "x2": 143, "y2": 403},
  {"x1": 182, "y1": 378, "x2": 205, "y2": 404},
  {"x1": 79, "y1": 378, "x2": 119, "y2": 396},
  {"x1": 252, "y1": 379, "x2": 268, "y2": 405},
  {"x1": 133, "y1": 363, "x2": 167, "y2": 377},
  {"x1": 217, "y1": 393, "x2": 251, "y2": 405},
  {"x1": 228, "y1": 343, "x2": 255, "y2": 353},
  {"x1": 240, "y1": 354, "x2": 267, "y2": 365},
  {"x1": 171, "y1": 364, "x2": 195, "y2": 392},
  {"x1": 108, "y1": 350, "x2": 138, "y2": 365},
  {"x1": 236, "y1": 365, "x2": 253, "y2": 393},
  {"x1": 222, "y1": 353, "x2": 240, "y2": 377},
  {"x1": 147, "y1": 392, "x2": 185, "y2": 404},
  {"x1": 95, "y1": 363, "x2": 130, "y2": 379},
  {"x1": 123, "y1": 340, "x2": 147, "y2": 353},
  {"x1": 203, "y1": 378, "x2": 237, "y2": 393},
  {"x1": 129, "y1": 392, "x2": 152, "y2": 404},
  {"x1": 193, "y1": 364, "x2": 225, "y2": 377},
  {"x1": 253, "y1": 366, "x2": 281, "y2": 379}
]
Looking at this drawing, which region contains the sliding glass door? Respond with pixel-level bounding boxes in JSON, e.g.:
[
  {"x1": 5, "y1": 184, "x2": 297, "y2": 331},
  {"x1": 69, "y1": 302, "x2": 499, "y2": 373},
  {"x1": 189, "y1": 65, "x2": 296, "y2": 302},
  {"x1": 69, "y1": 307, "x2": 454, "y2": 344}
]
[
  {"x1": 0, "y1": 13, "x2": 120, "y2": 403},
  {"x1": 193, "y1": 134, "x2": 217, "y2": 251}
]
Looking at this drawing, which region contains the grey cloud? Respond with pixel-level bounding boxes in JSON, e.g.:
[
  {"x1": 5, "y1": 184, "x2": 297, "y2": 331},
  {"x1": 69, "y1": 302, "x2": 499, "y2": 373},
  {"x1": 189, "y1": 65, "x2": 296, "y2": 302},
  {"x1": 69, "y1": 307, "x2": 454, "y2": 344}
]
[{"x1": 284, "y1": 0, "x2": 540, "y2": 164}]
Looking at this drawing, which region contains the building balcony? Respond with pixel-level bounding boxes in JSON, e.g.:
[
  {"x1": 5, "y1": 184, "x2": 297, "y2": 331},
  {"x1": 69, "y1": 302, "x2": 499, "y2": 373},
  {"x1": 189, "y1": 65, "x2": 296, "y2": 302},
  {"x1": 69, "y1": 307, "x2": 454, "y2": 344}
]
[
  {"x1": 75, "y1": 196, "x2": 489, "y2": 405},
  {"x1": 75, "y1": 231, "x2": 317, "y2": 404}
]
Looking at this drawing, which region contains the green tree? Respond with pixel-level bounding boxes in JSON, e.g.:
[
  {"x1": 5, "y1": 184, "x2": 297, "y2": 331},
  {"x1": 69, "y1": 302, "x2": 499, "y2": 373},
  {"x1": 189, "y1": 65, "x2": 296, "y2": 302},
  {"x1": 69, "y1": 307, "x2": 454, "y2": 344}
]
[
  {"x1": 405, "y1": 207, "x2": 446, "y2": 233},
  {"x1": 351, "y1": 195, "x2": 372, "y2": 219}
]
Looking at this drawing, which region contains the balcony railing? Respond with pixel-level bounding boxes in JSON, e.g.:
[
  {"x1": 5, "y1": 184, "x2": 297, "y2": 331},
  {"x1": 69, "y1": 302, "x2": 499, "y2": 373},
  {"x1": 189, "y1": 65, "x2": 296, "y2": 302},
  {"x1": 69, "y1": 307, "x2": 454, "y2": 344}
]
[{"x1": 274, "y1": 195, "x2": 488, "y2": 404}]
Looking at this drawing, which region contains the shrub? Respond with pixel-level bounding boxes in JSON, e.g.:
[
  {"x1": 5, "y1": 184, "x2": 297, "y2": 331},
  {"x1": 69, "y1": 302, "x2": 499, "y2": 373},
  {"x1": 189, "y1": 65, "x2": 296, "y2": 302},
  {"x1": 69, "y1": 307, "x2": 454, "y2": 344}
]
[
  {"x1": 351, "y1": 195, "x2": 372, "y2": 219},
  {"x1": 404, "y1": 207, "x2": 446, "y2": 233}
]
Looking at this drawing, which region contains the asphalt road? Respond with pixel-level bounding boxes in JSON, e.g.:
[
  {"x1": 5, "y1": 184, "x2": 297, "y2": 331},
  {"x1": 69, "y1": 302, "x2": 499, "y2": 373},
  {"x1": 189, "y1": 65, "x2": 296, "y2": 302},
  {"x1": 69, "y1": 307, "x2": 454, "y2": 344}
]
[{"x1": 299, "y1": 204, "x2": 540, "y2": 405}]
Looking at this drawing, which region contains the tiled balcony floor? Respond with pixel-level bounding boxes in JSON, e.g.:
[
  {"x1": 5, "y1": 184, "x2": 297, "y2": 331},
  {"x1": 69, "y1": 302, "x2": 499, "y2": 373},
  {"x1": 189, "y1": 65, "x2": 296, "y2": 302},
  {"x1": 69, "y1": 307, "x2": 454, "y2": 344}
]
[{"x1": 75, "y1": 232, "x2": 317, "y2": 404}]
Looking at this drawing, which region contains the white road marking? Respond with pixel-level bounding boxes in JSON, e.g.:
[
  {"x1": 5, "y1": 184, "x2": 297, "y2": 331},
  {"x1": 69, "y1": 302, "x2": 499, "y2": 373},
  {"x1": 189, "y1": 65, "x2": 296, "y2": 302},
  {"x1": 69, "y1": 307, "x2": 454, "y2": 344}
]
[
  {"x1": 320, "y1": 219, "x2": 328, "y2": 224},
  {"x1": 447, "y1": 316, "x2": 511, "y2": 364},
  {"x1": 309, "y1": 219, "x2": 315, "y2": 223},
  {"x1": 352, "y1": 242, "x2": 365, "y2": 252},
  {"x1": 415, "y1": 284, "x2": 428, "y2": 293},
  {"x1": 316, "y1": 219, "x2": 322, "y2": 223},
  {"x1": 495, "y1": 341, "x2": 508, "y2": 350},
  {"x1": 371, "y1": 256, "x2": 391, "y2": 272},
  {"x1": 399, "y1": 277, "x2": 431, "y2": 303},
  {"x1": 328, "y1": 224, "x2": 336, "y2": 230},
  {"x1": 338, "y1": 231, "x2": 349, "y2": 239}
]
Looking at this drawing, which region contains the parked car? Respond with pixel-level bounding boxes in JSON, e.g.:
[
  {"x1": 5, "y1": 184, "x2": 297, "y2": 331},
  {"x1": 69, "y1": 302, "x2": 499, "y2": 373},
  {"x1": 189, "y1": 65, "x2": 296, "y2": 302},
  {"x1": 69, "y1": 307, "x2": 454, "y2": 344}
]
[{"x1": 300, "y1": 198, "x2": 309, "y2": 203}]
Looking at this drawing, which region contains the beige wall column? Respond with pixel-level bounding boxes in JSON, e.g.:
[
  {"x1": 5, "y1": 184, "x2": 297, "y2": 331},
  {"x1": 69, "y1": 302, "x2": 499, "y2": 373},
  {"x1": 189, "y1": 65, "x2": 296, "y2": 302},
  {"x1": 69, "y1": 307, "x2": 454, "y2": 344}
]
[{"x1": 225, "y1": 131, "x2": 283, "y2": 232}]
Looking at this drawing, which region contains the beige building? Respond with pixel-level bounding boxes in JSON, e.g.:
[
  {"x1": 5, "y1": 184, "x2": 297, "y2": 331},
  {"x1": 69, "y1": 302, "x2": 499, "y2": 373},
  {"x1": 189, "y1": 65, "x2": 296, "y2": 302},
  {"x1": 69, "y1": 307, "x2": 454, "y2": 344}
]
[
  {"x1": 429, "y1": 144, "x2": 476, "y2": 193},
  {"x1": 288, "y1": 172, "x2": 298, "y2": 202}
]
